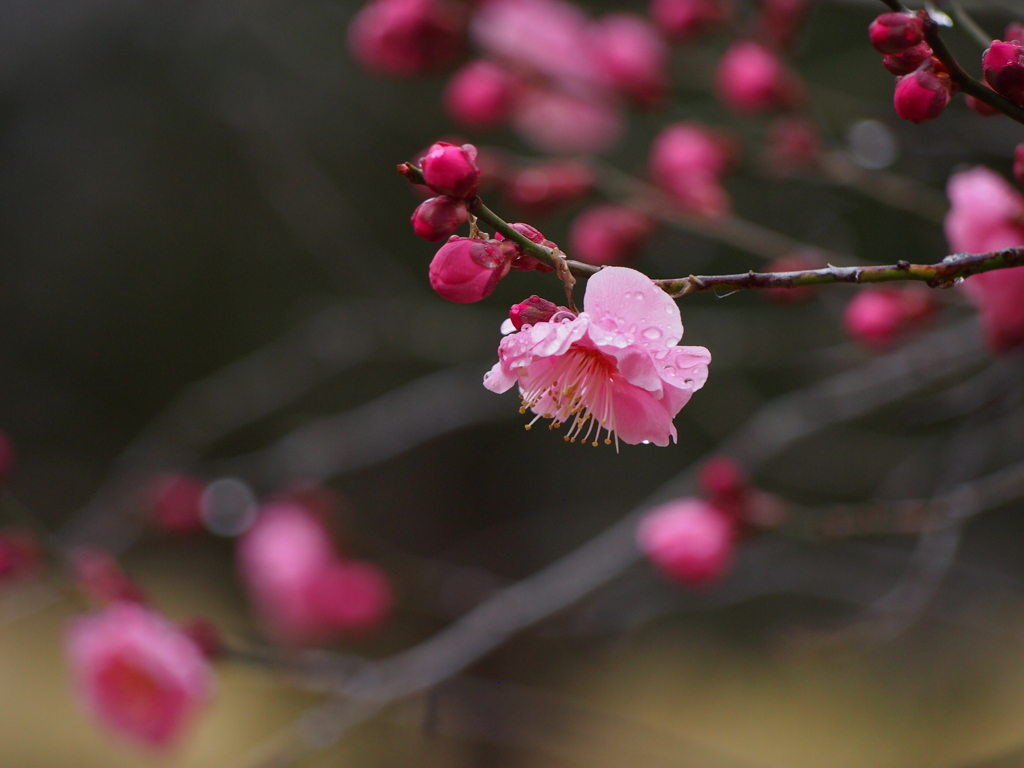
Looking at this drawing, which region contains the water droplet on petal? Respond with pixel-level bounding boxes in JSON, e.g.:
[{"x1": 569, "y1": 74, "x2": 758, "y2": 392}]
[
  {"x1": 624, "y1": 292, "x2": 632, "y2": 300},
  {"x1": 642, "y1": 327, "x2": 662, "y2": 340},
  {"x1": 635, "y1": 292, "x2": 644, "y2": 300}
]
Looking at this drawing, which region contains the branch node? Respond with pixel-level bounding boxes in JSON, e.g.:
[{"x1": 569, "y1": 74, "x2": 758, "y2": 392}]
[{"x1": 896, "y1": 260, "x2": 911, "y2": 271}]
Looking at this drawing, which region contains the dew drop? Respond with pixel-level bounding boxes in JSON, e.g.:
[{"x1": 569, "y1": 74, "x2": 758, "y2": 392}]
[
  {"x1": 635, "y1": 292, "x2": 644, "y2": 300},
  {"x1": 624, "y1": 292, "x2": 633, "y2": 300},
  {"x1": 642, "y1": 327, "x2": 662, "y2": 340}
]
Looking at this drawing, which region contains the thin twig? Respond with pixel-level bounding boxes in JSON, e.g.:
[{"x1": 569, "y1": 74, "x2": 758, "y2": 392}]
[{"x1": 949, "y1": 0, "x2": 993, "y2": 49}]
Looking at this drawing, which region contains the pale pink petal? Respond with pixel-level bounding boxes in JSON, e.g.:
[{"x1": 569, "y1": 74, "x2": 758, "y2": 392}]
[
  {"x1": 657, "y1": 345, "x2": 711, "y2": 392},
  {"x1": 584, "y1": 266, "x2": 684, "y2": 349},
  {"x1": 483, "y1": 359, "x2": 518, "y2": 393},
  {"x1": 497, "y1": 314, "x2": 588, "y2": 368},
  {"x1": 946, "y1": 167, "x2": 1024, "y2": 253},
  {"x1": 606, "y1": 379, "x2": 676, "y2": 446}
]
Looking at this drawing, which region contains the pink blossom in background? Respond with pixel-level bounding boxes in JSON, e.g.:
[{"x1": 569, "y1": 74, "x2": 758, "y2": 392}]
[
  {"x1": 66, "y1": 602, "x2": 214, "y2": 749},
  {"x1": 150, "y1": 474, "x2": 205, "y2": 535},
  {"x1": 965, "y1": 93, "x2": 1002, "y2": 117},
  {"x1": 429, "y1": 237, "x2": 511, "y2": 303},
  {"x1": 843, "y1": 287, "x2": 932, "y2": 348},
  {"x1": 0, "y1": 530, "x2": 41, "y2": 583},
  {"x1": 697, "y1": 456, "x2": 749, "y2": 516},
  {"x1": 762, "y1": 116, "x2": 821, "y2": 175},
  {"x1": 72, "y1": 547, "x2": 147, "y2": 605},
  {"x1": 945, "y1": 167, "x2": 1024, "y2": 353},
  {"x1": 715, "y1": 41, "x2": 800, "y2": 114},
  {"x1": 444, "y1": 60, "x2": 519, "y2": 129},
  {"x1": 758, "y1": 0, "x2": 810, "y2": 49},
  {"x1": 237, "y1": 503, "x2": 335, "y2": 643},
  {"x1": 347, "y1": 0, "x2": 466, "y2": 77},
  {"x1": 238, "y1": 503, "x2": 394, "y2": 643},
  {"x1": 591, "y1": 13, "x2": 669, "y2": 109},
  {"x1": 505, "y1": 160, "x2": 593, "y2": 215},
  {"x1": 650, "y1": 0, "x2": 732, "y2": 42},
  {"x1": 568, "y1": 204, "x2": 653, "y2": 266},
  {"x1": 484, "y1": 267, "x2": 711, "y2": 447},
  {"x1": 306, "y1": 561, "x2": 394, "y2": 635},
  {"x1": 636, "y1": 498, "x2": 734, "y2": 585},
  {"x1": 649, "y1": 122, "x2": 733, "y2": 216},
  {"x1": 471, "y1": 0, "x2": 607, "y2": 93},
  {"x1": 512, "y1": 86, "x2": 624, "y2": 155},
  {"x1": 761, "y1": 253, "x2": 823, "y2": 304}
]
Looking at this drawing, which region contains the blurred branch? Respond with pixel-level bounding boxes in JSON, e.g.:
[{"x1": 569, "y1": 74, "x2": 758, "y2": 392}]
[
  {"x1": 206, "y1": 364, "x2": 512, "y2": 489},
  {"x1": 949, "y1": 1, "x2": 994, "y2": 48},
  {"x1": 233, "y1": 319, "x2": 987, "y2": 768}
]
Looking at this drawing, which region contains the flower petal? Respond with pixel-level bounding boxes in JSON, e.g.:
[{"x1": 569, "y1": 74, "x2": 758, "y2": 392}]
[
  {"x1": 583, "y1": 266, "x2": 683, "y2": 349},
  {"x1": 607, "y1": 378, "x2": 677, "y2": 446}
]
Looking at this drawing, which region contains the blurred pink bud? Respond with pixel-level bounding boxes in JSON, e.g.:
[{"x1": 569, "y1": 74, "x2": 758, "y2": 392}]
[
  {"x1": 1015, "y1": 144, "x2": 1024, "y2": 186},
  {"x1": 509, "y1": 295, "x2": 566, "y2": 330},
  {"x1": 716, "y1": 41, "x2": 801, "y2": 114},
  {"x1": 505, "y1": 160, "x2": 593, "y2": 215},
  {"x1": 649, "y1": 0, "x2": 732, "y2": 42},
  {"x1": 569, "y1": 204, "x2": 653, "y2": 266},
  {"x1": 843, "y1": 287, "x2": 933, "y2": 348},
  {"x1": 893, "y1": 67, "x2": 954, "y2": 123},
  {"x1": 179, "y1": 618, "x2": 222, "y2": 660},
  {"x1": 66, "y1": 602, "x2": 214, "y2": 749},
  {"x1": 946, "y1": 166, "x2": 1024, "y2": 353},
  {"x1": 444, "y1": 60, "x2": 519, "y2": 129},
  {"x1": 984, "y1": 41, "x2": 1024, "y2": 106},
  {"x1": 348, "y1": 0, "x2": 465, "y2": 77},
  {"x1": 420, "y1": 142, "x2": 481, "y2": 198},
  {"x1": 0, "y1": 530, "x2": 41, "y2": 583},
  {"x1": 591, "y1": 13, "x2": 669, "y2": 109},
  {"x1": 306, "y1": 561, "x2": 393, "y2": 635},
  {"x1": 237, "y1": 503, "x2": 335, "y2": 643},
  {"x1": 411, "y1": 196, "x2": 469, "y2": 242},
  {"x1": 965, "y1": 93, "x2": 1002, "y2": 116},
  {"x1": 697, "y1": 456, "x2": 748, "y2": 514},
  {"x1": 495, "y1": 223, "x2": 556, "y2": 272},
  {"x1": 72, "y1": 548, "x2": 147, "y2": 605},
  {"x1": 1007, "y1": 23, "x2": 1024, "y2": 45},
  {"x1": 762, "y1": 253, "x2": 823, "y2": 304},
  {"x1": 429, "y1": 237, "x2": 511, "y2": 303},
  {"x1": 882, "y1": 42, "x2": 933, "y2": 76},
  {"x1": 151, "y1": 474, "x2": 205, "y2": 535},
  {"x1": 762, "y1": 116, "x2": 821, "y2": 175},
  {"x1": 513, "y1": 87, "x2": 624, "y2": 155},
  {"x1": 637, "y1": 499, "x2": 734, "y2": 585},
  {"x1": 649, "y1": 122, "x2": 734, "y2": 215},
  {"x1": 869, "y1": 12, "x2": 924, "y2": 55},
  {"x1": 758, "y1": 0, "x2": 810, "y2": 49}
]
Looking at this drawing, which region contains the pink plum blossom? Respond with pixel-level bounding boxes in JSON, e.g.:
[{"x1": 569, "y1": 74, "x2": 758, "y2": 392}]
[
  {"x1": 945, "y1": 167, "x2": 1024, "y2": 353},
  {"x1": 636, "y1": 498, "x2": 734, "y2": 585},
  {"x1": 66, "y1": 602, "x2": 214, "y2": 749},
  {"x1": 150, "y1": 474, "x2": 205, "y2": 535},
  {"x1": 306, "y1": 560, "x2": 394, "y2": 635},
  {"x1": 484, "y1": 267, "x2": 711, "y2": 447},
  {"x1": 512, "y1": 86, "x2": 624, "y2": 155},
  {"x1": 591, "y1": 13, "x2": 669, "y2": 109},
  {"x1": 649, "y1": 123, "x2": 733, "y2": 217},
  {"x1": 444, "y1": 60, "x2": 519, "y2": 129},
  {"x1": 715, "y1": 41, "x2": 801, "y2": 115},
  {"x1": 347, "y1": 0, "x2": 466, "y2": 77},
  {"x1": 569, "y1": 204, "x2": 653, "y2": 266}
]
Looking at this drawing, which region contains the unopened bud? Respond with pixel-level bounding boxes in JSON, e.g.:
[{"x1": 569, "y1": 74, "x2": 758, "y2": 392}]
[
  {"x1": 495, "y1": 223, "x2": 556, "y2": 272},
  {"x1": 762, "y1": 117, "x2": 821, "y2": 175},
  {"x1": 983, "y1": 41, "x2": 1024, "y2": 106},
  {"x1": 698, "y1": 456, "x2": 748, "y2": 516},
  {"x1": 592, "y1": 13, "x2": 669, "y2": 109},
  {"x1": 505, "y1": 161, "x2": 593, "y2": 215},
  {"x1": 715, "y1": 40, "x2": 802, "y2": 114},
  {"x1": 347, "y1": 0, "x2": 466, "y2": 77},
  {"x1": 882, "y1": 42, "x2": 933, "y2": 75},
  {"x1": 509, "y1": 296, "x2": 565, "y2": 330},
  {"x1": 650, "y1": 0, "x2": 732, "y2": 41},
  {"x1": 869, "y1": 12, "x2": 925, "y2": 55},
  {"x1": 428, "y1": 237, "x2": 510, "y2": 303},
  {"x1": 893, "y1": 67, "x2": 954, "y2": 123},
  {"x1": 411, "y1": 196, "x2": 468, "y2": 242},
  {"x1": 420, "y1": 142, "x2": 481, "y2": 198},
  {"x1": 637, "y1": 499, "x2": 734, "y2": 586},
  {"x1": 843, "y1": 287, "x2": 933, "y2": 348},
  {"x1": 758, "y1": 0, "x2": 810, "y2": 50}
]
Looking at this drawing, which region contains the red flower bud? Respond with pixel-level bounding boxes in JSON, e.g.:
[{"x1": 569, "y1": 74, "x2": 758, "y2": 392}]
[
  {"x1": 495, "y1": 223, "x2": 556, "y2": 273},
  {"x1": 569, "y1": 205, "x2": 653, "y2": 266},
  {"x1": 428, "y1": 237, "x2": 510, "y2": 303},
  {"x1": 443, "y1": 60, "x2": 518, "y2": 130},
  {"x1": 347, "y1": 0, "x2": 466, "y2": 77},
  {"x1": 698, "y1": 456, "x2": 749, "y2": 515},
  {"x1": 715, "y1": 41, "x2": 801, "y2": 114},
  {"x1": 591, "y1": 13, "x2": 669, "y2": 109},
  {"x1": 893, "y1": 67, "x2": 954, "y2": 123},
  {"x1": 843, "y1": 287, "x2": 933, "y2": 348},
  {"x1": 883, "y1": 42, "x2": 933, "y2": 75},
  {"x1": 869, "y1": 13, "x2": 925, "y2": 55},
  {"x1": 637, "y1": 499, "x2": 735, "y2": 586},
  {"x1": 411, "y1": 196, "x2": 468, "y2": 242},
  {"x1": 509, "y1": 295, "x2": 568, "y2": 330},
  {"x1": 420, "y1": 142, "x2": 481, "y2": 198},
  {"x1": 983, "y1": 40, "x2": 1024, "y2": 106}
]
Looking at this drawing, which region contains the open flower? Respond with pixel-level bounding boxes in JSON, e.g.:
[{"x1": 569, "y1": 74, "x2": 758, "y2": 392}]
[
  {"x1": 484, "y1": 267, "x2": 710, "y2": 447},
  {"x1": 66, "y1": 602, "x2": 214, "y2": 749}
]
